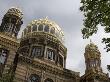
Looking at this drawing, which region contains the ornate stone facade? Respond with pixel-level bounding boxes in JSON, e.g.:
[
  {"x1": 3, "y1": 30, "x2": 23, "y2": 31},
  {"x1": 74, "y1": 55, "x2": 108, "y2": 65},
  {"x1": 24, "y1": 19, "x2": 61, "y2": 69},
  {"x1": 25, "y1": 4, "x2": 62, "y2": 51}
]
[
  {"x1": 0, "y1": 7, "x2": 23, "y2": 77},
  {"x1": 0, "y1": 7, "x2": 109, "y2": 82},
  {"x1": 0, "y1": 8, "x2": 80, "y2": 82},
  {"x1": 14, "y1": 18, "x2": 80, "y2": 82}
]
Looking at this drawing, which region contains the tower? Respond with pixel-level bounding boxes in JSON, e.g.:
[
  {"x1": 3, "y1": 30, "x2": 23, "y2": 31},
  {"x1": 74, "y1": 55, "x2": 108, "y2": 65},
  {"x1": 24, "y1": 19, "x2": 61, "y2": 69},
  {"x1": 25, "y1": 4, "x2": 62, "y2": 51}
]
[
  {"x1": 81, "y1": 42, "x2": 109, "y2": 82},
  {"x1": 85, "y1": 42, "x2": 102, "y2": 73},
  {"x1": 14, "y1": 18, "x2": 80, "y2": 82},
  {"x1": 0, "y1": 7, "x2": 23, "y2": 76},
  {"x1": 0, "y1": 7, "x2": 23, "y2": 37}
]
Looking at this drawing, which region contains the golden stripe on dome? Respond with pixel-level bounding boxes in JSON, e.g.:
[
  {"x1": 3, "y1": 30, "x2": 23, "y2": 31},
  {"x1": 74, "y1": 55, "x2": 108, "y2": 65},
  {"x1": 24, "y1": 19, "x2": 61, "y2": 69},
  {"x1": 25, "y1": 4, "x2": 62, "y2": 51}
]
[{"x1": 22, "y1": 18, "x2": 65, "y2": 43}]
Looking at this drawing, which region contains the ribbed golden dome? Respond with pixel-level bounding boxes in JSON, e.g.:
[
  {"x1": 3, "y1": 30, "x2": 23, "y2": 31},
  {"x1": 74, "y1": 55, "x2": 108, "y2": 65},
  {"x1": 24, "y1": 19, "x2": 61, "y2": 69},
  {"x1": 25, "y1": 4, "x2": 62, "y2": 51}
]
[
  {"x1": 85, "y1": 42, "x2": 100, "y2": 53},
  {"x1": 22, "y1": 17, "x2": 64, "y2": 43},
  {"x1": 6, "y1": 7, "x2": 23, "y2": 18}
]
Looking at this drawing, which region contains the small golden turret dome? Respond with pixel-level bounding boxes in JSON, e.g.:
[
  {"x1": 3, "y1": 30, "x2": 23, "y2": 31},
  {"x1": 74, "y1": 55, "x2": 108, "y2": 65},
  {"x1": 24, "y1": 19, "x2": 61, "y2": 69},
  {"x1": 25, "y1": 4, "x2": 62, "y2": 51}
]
[
  {"x1": 6, "y1": 7, "x2": 23, "y2": 18},
  {"x1": 85, "y1": 42, "x2": 99, "y2": 52},
  {"x1": 85, "y1": 41, "x2": 101, "y2": 59},
  {"x1": 22, "y1": 17, "x2": 64, "y2": 43}
]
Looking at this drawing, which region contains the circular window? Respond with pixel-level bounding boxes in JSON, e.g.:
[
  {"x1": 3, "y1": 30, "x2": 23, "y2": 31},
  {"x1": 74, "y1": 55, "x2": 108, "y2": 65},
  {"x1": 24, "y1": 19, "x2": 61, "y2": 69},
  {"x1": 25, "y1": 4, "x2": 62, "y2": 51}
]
[
  {"x1": 44, "y1": 78, "x2": 54, "y2": 82},
  {"x1": 28, "y1": 74, "x2": 41, "y2": 82}
]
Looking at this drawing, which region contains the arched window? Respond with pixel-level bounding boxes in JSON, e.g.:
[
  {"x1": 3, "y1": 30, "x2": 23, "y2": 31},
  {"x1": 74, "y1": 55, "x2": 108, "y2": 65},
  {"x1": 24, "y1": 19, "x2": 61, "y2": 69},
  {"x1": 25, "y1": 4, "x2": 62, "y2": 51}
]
[
  {"x1": 50, "y1": 27, "x2": 55, "y2": 34},
  {"x1": 31, "y1": 46, "x2": 42, "y2": 58},
  {"x1": 28, "y1": 74, "x2": 41, "y2": 82},
  {"x1": 0, "y1": 48, "x2": 8, "y2": 65},
  {"x1": 44, "y1": 78, "x2": 54, "y2": 82},
  {"x1": 27, "y1": 26, "x2": 31, "y2": 33},
  {"x1": 38, "y1": 24, "x2": 43, "y2": 31},
  {"x1": 32, "y1": 25, "x2": 37, "y2": 31},
  {"x1": 44, "y1": 25, "x2": 49, "y2": 32}
]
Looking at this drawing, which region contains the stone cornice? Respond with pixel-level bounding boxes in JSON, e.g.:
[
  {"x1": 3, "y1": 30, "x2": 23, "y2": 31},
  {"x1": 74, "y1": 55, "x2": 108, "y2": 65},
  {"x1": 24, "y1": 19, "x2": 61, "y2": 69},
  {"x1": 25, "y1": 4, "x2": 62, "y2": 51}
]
[
  {"x1": 18, "y1": 56, "x2": 79, "y2": 79},
  {"x1": 0, "y1": 33, "x2": 19, "y2": 50}
]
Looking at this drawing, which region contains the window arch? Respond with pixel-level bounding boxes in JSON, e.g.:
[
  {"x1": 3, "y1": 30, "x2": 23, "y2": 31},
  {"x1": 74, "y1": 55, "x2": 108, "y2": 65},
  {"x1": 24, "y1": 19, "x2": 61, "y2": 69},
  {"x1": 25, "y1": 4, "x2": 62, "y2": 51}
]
[
  {"x1": 32, "y1": 25, "x2": 37, "y2": 31},
  {"x1": 0, "y1": 48, "x2": 9, "y2": 75},
  {"x1": 44, "y1": 78, "x2": 54, "y2": 82},
  {"x1": 24, "y1": 28, "x2": 27, "y2": 35},
  {"x1": 0, "y1": 48, "x2": 9, "y2": 65},
  {"x1": 38, "y1": 24, "x2": 43, "y2": 31},
  {"x1": 44, "y1": 25, "x2": 49, "y2": 32},
  {"x1": 59, "y1": 54, "x2": 63, "y2": 67},
  {"x1": 50, "y1": 27, "x2": 55, "y2": 34},
  {"x1": 27, "y1": 26, "x2": 31, "y2": 33},
  {"x1": 31, "y1": 46, "x2": 42, "y2": 58},
  {"x1": 28, "y1": 74, "x2": 41, "y2": 82},
  {"x1": 46, "y1": 48, "x2": 55, "y2": 61}
]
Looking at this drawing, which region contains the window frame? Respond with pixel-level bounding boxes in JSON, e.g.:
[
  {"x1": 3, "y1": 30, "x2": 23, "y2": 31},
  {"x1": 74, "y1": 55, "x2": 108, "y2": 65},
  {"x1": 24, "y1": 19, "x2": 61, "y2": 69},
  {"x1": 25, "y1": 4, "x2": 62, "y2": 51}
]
[
  {"x1": 32, "y1": 24, "x2": 37, "y2": 31},
  {"x1": 0, "y1": 48, "x2": 9, "y2": 65},
  {"x1": 44, "y1": 25, "x2": 50, "y2": 32},
  {"x1": 28, "y1": 74, "x2": 41, "y2": 82},
  {"x1": 46, "y1": 47, "x2": 56, "y2": 61},
  {"x1": 59, "y1": 53, "x2": 64, "y2": 67},
  {"x1": 38, "y1": 24, "x2": 43, "y2": 31},
  {"x1": 30, "y1": 45, "x2": 43, "y2": 58},
  {"x1": 50, "y1": 27, "x2": 55, "y2": 34}
]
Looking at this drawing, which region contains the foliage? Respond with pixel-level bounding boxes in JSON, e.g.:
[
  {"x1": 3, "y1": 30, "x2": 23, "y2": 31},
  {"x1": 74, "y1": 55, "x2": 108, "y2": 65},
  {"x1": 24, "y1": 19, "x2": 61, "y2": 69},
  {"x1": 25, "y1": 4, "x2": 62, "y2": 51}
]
[{"x1": 80, "y1": 0, "x2": 110, "y2": 51}]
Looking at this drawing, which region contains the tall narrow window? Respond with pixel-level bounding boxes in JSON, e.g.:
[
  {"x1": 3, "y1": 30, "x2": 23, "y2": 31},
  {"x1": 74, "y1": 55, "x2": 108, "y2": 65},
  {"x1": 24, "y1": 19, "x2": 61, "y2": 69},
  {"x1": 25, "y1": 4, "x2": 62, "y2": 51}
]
[
  {"x1": 46, "y1": 48, "x2": 55, "y2": 61},
  {"x1": 50, "y1": 27, "x2": 55, "y2": 34},
  {"x1": 59, "y1": 55, "x2": 63, "y2": 67},
  {"x1": 24, "y1": 28, "x2": 27, "y2": 35},
  {"x1": 45, "y1": 78, "x2": 54, "y2": 82},
  {"x1": 31, "y1": 46, "x2": 42, "y2": 58},
  {"x1": 32, "y1": 25, "x2": 37, "y2": 31},
  {"x1": 44, "y1": 25, "x2": 49, "y2": 32},
  {"x1": 27, "y1": 26, "x2": 31, "y2": 33},
  {"x1": 0, "y1": 48, "x2": 9, "y2": 75},
  {"x1": 0, "y1": 48, "x2": 8, "y2": 64}
]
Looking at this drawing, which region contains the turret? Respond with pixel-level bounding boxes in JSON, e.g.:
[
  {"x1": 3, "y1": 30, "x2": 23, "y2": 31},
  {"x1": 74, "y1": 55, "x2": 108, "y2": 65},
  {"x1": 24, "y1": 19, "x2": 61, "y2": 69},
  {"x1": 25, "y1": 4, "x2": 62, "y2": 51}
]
[
  {"x1": 0, "y1": 7, "x2": 23, "y2": 37},
  {"x1": 84, "y1": 42, "x2": 102, "y2": 73}
]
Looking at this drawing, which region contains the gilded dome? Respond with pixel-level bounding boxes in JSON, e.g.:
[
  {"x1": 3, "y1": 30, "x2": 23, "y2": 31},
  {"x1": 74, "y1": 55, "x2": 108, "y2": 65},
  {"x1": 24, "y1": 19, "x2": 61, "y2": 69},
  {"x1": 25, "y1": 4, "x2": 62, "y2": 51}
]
[
  {"x1": 6, "y1": 7, "x2": 23, "y2": 18},
  {"x1": 85, "y1": 42, "x2": 100, "y2": 53},
  {"x1": 22, "y1": 18, "x2": 64, "y2": 43}
]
